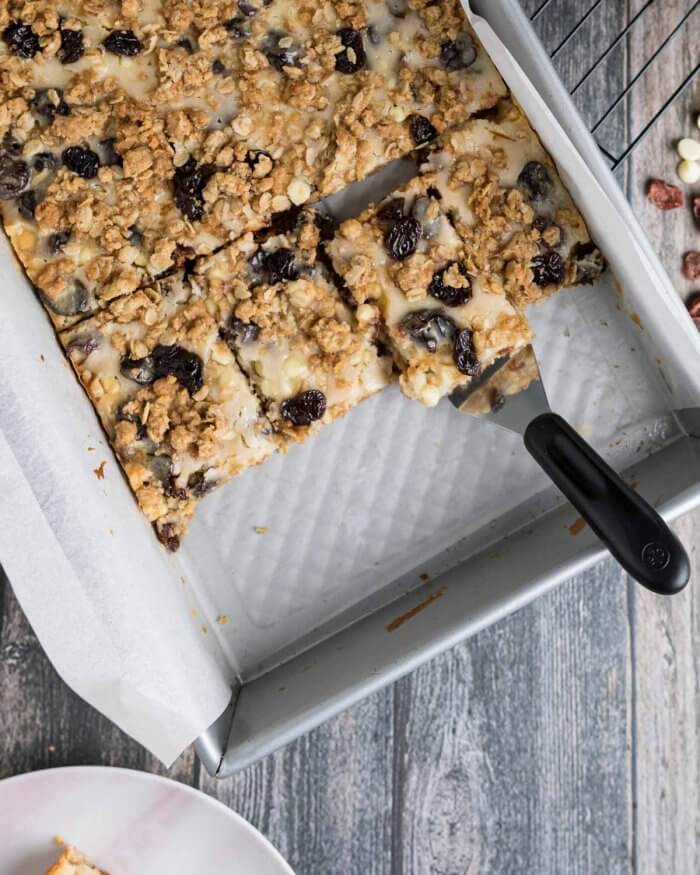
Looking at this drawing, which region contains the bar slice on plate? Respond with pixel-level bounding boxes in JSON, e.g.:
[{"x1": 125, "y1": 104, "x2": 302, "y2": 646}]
[
  {"x1": 61, "y1": 273, "x2": 279, "y2": 550},
  {"x1": 326, "y1": 178, "x2": 532, "y2": 406},
  {"x1": 196, "y1": 207, "x2": 394, "y2": 441}
]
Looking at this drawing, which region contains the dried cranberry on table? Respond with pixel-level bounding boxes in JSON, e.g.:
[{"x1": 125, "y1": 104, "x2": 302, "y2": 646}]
[
  {"x1": 646, "y1": 179, "x2": 683, "y2": 211},
  {"x1": 281, "y1": 390, "x2": 327, "y2": 426},
  {"x1": 682, "y1": 251, "x2": 700, "y2": 281},
  {"x1": 693, "y1": 196, "x2": 700, "y2": 224},
  {"x1": 686, "y1": 293, "x2": 700, "y2": 330}
]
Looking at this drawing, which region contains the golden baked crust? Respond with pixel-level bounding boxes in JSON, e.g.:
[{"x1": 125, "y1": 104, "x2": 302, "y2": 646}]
[{"x1": 46, "y1": 845, "x2": 105, "y2": 875}]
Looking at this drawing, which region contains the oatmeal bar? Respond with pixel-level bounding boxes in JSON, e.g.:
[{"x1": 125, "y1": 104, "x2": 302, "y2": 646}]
[
  {"x1": 458, "y1": 345, "x2": 540, "y2": 416},
  {"x1": 196, "y1": 208, "x2": 394, "y2": 440},
  {"x1": 420, "y1": 100, "x2": 605, "y2": 308},
  {"x1": 46, "y1": 845, "x2": 104, "y2": 875},
  {"x1": 327, "y1": 178, "x2": 532, "y2": 406},
  {"x1": 61, "y1": 273, "x2": 279, "y2": 550}
]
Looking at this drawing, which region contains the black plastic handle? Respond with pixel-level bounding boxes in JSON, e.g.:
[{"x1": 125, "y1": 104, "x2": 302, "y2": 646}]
[{"x1": 524, "y1": 413, "x2": 690, "y2": 596}]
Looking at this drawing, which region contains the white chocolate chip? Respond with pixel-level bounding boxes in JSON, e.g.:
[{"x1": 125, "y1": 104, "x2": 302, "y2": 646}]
[
  {"x1": 677, "y1": 160, "x2": 700, "y2": 184},
  {"x1": 287, "y1": 178, "x2": 311, "y2": 205},
  {"x1": 677, "y1": 138, "x2": 700, "y2": 161},
  {"x1": 356, "y1": 303, "x2": 379, "y2": 324},
  {"x1": 421, "y1": 385, "x2": 442, "y2": 408},
  {"x1": 389, "y1": 105, "x2": 408, "y2": 123}
]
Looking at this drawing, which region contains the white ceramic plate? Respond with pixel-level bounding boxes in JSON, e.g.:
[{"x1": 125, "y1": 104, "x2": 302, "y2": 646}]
[{"x1": 1, "y1": 766, "x2": 295, "y2": 875}]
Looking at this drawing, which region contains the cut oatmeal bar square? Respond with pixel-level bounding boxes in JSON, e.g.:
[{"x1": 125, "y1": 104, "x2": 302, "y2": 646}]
[
  {"x1": 419, "y1": 99, "x2": 605, "y2": 308},
  {"x1": 326, "y1": 177, "x2": 532, "y2": 407},
  {"x1": 196, "y1": 207, "x2": 394, "y2": 441},
  {"x1": 61, "y1": 272, "x2": 279, "y2": 550}
]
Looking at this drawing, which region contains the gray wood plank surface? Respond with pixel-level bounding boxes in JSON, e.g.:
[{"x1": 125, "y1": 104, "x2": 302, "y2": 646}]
[{"x1": 1, "y1": 3, "x2": 699, "y2": 874}]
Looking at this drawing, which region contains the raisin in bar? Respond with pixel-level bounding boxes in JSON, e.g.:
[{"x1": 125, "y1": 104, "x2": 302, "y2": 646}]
[
  {"x1": 326, "y1": 177, "x2": 532, "y2": 407},
  {"x1": 196, "y1": 208, "x2": 394, "y2": 441},
  {"x1": 420, "y1": 100, "x2": 605, "y2": 308},
  {"x1": 61, "y1": 274, "x2": 279, "y2": 550}
]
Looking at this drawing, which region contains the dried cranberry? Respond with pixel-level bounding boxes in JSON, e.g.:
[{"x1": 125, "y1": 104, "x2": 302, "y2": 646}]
[
  {"x1": 428, "y1": 262, "x2": 472, "y2": 307},
  {"x1": 245, "y1": 149, "x2": 272, "y2": 173},
  {"x1": 156, "y1": 522, "x2": 180, "y2": 552},
  {"x1": 409, "y1": 114, "x2": 437, "y2": 146},
  {"x1": 99, "y1": 137, "x2": 123, "y2": 166},
  {"x1": 385, "y1": 217, "x2": 421, "y2": 260},
  {"x1": 219, "y1": 317, "x2": 260, "y2": 347},
  {"x1": 212, "y1": 58, "x2": 226, "y2": 74},
  {"x1": 263, "y1": 247, "x2": 298, "y2": 283},
  {"x1": 490, "y1": 389, "x2": 506, "y2": 413},
  {"x1": 41, "y1": 278, "x2": 90, "y2": 316},
  {"x1": 120, "y1": 355, "x2": 156, "y2": 385},
  {"x1": 453, "y1": 329, "x2": 480, "y2": 376},
  {"x1": 377, "y1": 198, "x2": 405, "y2": 222},
  {"x1": 177, "y1": 36, "x2": 195, "y2": 52},
  {"x1": 238, "y1": 0, "x2": 259, "y2": 16},
  {"x1": 646, "y1": 179, "x2": 683, "y2": 211},
  {"x1": 152, "y1": 344, "x2": 204, "y2": 395},
  {"x1": 172, "y1": 158, "x2": 215, "y2": 221},
  {"x1": 66, "y1": 331, "x2": 101, "y2": 359},
  {"x1": 400, "y1": 309, "x2": 456, "y2": 352},
  {"x1": 335, "y1": 28, "x2": 366, "y2": 74},
  {"x1": 517, "y1": 161, "x2": 552, "y2": 202},
  {"x1": 2, "y1": 22, "x2": 40, "y2": 58},
  {"x1": 127, "y1": 226, "x2": 143, "y2": 247},
  {"x1": 47, "y1": 229, "x2": 71, "y2": 254},
  {"x1": 165, "y1": 476, "x2": 188, "y2": 501},
  {"x1": 440, "y1": 33, "x2": 477, "y2": 70},
  {"x1": 687, "y1": 293, "x2": 700, "y2": 330},
  {"x1": 0, "y1": 153, "x2": 30, "y2": 199},
  {"x1": 58, "y1": 28, "x2": 84, "y2": 64},
  {"x1": 281, "y1": 389, "x2": 327, "y2": 426},
  {"x1": 693, "y1": 196, "x2": 700, "y2": 223},
  {"x1": 571, "y1": 242, "x2": 605, "y2": 285},
  {"x1": 103, "y1": 29, "x2": 142, "y2": 56},
  {"x1": 224, "y1": 17, "x2": 250, "y2": 39},
  {"x1": 263, "y1": 32, "x2": 301, "y2": 71},
  {"x1": 531, "y1": 250, "x2": 566, "y2": 287},
  {"x1": 683, "y1": 251, "x2": 700, "y2": 281},
  {"x1": 188, "y1": 470, "x2": 218, "y2": 497},
  {"x1": 17, "y1": 189, "x2": 38, "y2": 220},
  {"x1": 116, "y1": 406, "x2": 147, "y2": 441},
  {"x1": 62, "y1": 145, "x2": 100, "y2": 179},
  {"x1": 31, "y1": 89, "x2": 71, "y2": 122},
  {"x1": 32, "y1": 152, "x2": 56, "y2": 172}
]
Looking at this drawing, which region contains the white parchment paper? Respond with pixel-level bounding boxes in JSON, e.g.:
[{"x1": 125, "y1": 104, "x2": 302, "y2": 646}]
[{"x1": 1, "y1": 5, "x2": 698, "y2": 766}]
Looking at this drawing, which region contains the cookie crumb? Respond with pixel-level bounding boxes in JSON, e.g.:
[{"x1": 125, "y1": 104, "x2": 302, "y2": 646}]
[
  {"x1": 254, "y1": 526, "x2": 268, "y2": 535},
  {"x1": 93, "y1": 461, "x2": 107, "y2": 480}
]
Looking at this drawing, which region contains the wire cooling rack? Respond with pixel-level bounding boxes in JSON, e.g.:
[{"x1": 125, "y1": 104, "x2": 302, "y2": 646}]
[{"x1": 529, "y1": 0, "x2": 700, "y2": 170}]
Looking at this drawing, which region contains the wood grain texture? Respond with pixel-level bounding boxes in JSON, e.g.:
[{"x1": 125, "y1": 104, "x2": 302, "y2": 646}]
[
  {"x1": 1, "y1": 3, "x2": 699, "y2": 874},
  {"x1": 627, "y1": 6, "x2": 700, "y2": 871}
]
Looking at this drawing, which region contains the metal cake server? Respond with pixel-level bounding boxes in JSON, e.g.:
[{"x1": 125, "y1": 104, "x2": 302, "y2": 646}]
[{"x1": 450, "y1": 346, "x2": 690, "y2": 595}]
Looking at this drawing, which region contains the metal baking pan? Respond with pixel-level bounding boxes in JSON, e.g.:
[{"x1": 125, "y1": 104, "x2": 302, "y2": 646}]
[{"x1": 194, "y1": 0, "x2": 700, "y2": 777}]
